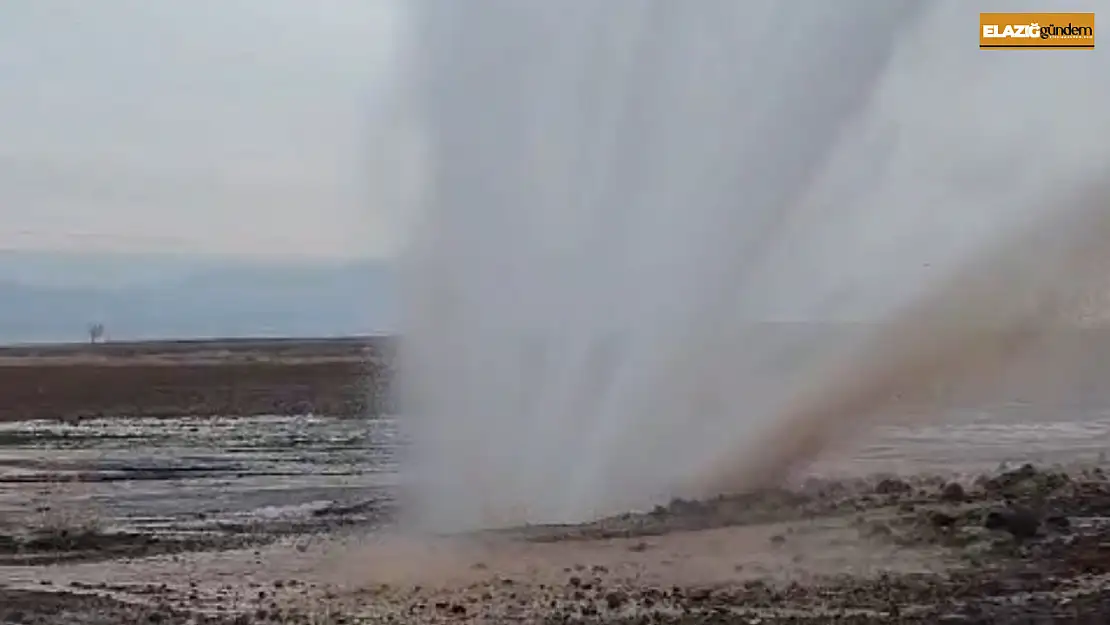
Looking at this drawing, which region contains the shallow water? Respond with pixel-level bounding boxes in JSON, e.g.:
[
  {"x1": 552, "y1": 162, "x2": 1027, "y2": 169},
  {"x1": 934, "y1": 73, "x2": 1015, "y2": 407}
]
[
  {"x1": 0, "y1": 415, "x2": 397, "y2": 533},
  {"x1": 815, "y1": 406, "x2": 1110, "y2": 477},
  {"x1": 2, "y1": 385, "x2": 1110, "y2": 534}
]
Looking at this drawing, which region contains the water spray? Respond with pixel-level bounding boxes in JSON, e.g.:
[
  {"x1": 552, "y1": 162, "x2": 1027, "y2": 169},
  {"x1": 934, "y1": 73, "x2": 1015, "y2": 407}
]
[{"x1": 395, "y1": 0, "x2": 1110, "y2": 531}]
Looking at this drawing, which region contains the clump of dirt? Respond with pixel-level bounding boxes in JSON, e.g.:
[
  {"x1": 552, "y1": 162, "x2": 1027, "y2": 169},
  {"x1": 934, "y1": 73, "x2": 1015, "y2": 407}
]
[
  {"x1": 857, "y1": 464, "x2": 1110, "y2": 555},
  {"x1": 509, "y1": 472, "x2": 958, "y2": 544}
]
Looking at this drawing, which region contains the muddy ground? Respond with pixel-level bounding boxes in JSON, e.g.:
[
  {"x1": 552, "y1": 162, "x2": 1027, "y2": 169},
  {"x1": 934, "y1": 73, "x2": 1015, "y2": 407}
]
[
  {"x1": 3, "y1": 462, "x2": 1110, "y2": 623},
  {"x1": 0, "y1": 337, "x2": 394, "y2": 421}
]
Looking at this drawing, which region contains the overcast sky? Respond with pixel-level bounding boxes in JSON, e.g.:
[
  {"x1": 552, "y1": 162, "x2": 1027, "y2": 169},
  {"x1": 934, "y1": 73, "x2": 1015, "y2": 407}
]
[{"x1": 0, "y1": 0, "x2": 402, "y2": 259}]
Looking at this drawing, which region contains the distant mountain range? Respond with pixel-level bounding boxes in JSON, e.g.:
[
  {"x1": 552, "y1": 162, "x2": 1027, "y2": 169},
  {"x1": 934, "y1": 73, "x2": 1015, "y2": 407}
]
[{"x1": 0, "y1": 251, "x2": 395, "y2": 344}]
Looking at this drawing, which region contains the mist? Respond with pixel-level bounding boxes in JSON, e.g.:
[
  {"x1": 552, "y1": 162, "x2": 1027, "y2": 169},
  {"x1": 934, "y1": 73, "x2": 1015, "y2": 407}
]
[{"x1": 391, "y1": 0, "x2": 1110, "y2": 531}]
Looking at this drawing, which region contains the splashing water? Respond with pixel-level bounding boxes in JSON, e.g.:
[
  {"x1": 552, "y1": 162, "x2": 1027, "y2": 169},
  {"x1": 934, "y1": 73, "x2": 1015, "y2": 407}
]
[{"x1": 392, "y1": 0, "x2": 1110, "y2": 532}]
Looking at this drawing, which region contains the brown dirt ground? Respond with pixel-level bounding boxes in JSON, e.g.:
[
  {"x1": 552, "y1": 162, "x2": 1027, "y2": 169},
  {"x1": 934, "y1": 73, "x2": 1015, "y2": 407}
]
[{"x1": 0, "y1": 337, "x2": 393, "y2": 421}]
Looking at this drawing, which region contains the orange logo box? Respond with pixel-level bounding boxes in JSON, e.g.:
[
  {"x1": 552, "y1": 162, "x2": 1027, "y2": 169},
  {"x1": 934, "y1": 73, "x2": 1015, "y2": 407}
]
[{"x1": 980, "y1": 13, "x2": 1095, "y2": 49}]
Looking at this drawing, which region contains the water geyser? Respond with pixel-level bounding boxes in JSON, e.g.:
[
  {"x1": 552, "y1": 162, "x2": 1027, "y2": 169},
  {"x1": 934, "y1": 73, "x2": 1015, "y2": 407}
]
[{"x1": 394, "y1": 0, "x2": 1110, "y2": 532}]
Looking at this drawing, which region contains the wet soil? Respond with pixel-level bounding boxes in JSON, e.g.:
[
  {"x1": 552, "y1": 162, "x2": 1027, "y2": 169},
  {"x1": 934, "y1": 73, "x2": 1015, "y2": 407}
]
[
  {"x1": 0, "y1": 337, "x2": 394, "y2": 421},
  {"x1": 3, "y1": 463, "x2": 1110, "y2": 624}
]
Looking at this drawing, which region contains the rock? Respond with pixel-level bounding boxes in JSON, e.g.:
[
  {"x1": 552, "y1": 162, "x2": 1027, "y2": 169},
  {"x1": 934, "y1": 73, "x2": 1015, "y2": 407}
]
[
  {"x1": 875, "y1": 478, "x2": 912, "y2": 495},
  {"x1": 984, "y1": 464, "x2": 1048, "y2": 497},
  {"x1": 931, "y1": 512, "x2": 958, "y2": 528},
  {"x1": 688, "y1": 587, "x2": 714, "y2": 602},
  {"x1": 984, "y1": 507, "x2": 1040, "y2": 540},
  {"x1": 983, "y1": 511, "x2": 1006, "y2": 530},
  {"x1": 941, "y1": 482, "x2": 966, "y2": 503},
  {"x1": 1046, "y1": 515, "x2": 1071, "y2": 532},
  {"x1": 604, "y1": 590, "x2": 627, "y2": 610}
]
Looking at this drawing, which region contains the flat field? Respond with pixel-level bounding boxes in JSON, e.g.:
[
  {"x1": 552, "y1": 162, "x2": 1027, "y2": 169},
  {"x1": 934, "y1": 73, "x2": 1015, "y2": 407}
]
[
  {"x1": 0, "y1": 337, "x2": 394, "y2": 421},
  {"x1": 1, "y1": 334, "x2": 1109, "y2": 623}
]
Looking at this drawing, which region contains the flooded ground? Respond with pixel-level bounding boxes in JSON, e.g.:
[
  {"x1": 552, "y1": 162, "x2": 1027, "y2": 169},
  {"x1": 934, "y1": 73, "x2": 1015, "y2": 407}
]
[
  {"x1": 0, "y1": 415, "x2": 397, "y2": 541},
  {"x1": 3, "y1": 402, "x2": 1108, "y2": 537},
  {"x1": 0, "y1": 409, "x2": 1104, "y2": 526},
  {"x1": 817, "y1": 402, "x2": 1110, "y2": 476}
]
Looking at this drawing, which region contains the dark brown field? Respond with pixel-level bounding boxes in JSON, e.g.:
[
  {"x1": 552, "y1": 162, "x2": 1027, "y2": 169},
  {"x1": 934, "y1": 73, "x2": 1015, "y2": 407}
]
[{"x1": 0, "y1": 337, "x2": 395, "y2": 421}]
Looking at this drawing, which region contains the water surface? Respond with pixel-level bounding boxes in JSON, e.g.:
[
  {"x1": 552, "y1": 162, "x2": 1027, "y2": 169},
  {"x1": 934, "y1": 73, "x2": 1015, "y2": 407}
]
[{"x1": 2, "y1": 391, "x2": 1109, "y2": 533}]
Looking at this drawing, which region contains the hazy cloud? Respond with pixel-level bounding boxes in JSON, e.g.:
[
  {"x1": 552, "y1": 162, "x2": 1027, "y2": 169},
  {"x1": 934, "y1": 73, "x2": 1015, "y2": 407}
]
[{"x1": 0, "y1": 0, "x2": 400, "y2": 258}]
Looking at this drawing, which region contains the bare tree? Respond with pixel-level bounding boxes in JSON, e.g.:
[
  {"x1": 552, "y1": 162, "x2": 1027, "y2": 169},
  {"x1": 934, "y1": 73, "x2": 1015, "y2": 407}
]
[{"x1": 87, "y1": 322, "x2": 105, "y2": 344}]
